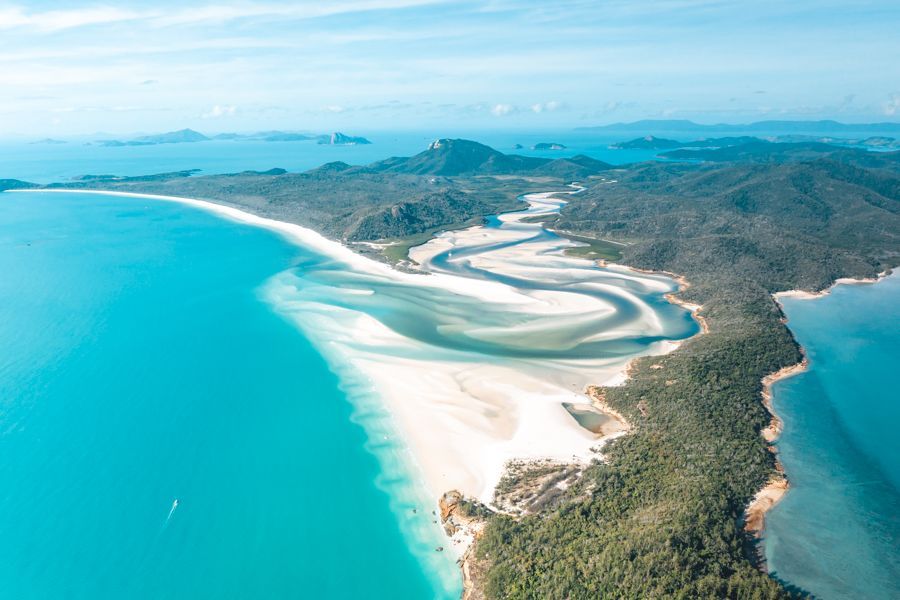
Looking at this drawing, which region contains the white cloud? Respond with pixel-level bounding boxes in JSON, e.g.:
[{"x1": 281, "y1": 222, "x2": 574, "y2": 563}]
[
  {"x1": 883, "y1": 94, "x2": 900, "y2": 116},
  {"x1": 202, "y1": 104, "x2": 237, "y2": 118},
  {"x1": 530, "y1": 100, "x2": 563, "y2": 113},
  {"x1": 0, "y1": 1, "x2": 445, "y2": 32},
  {"x1": 0, "y1": 6, "x2": 144, "y2": 32},
  {"x1": 490, "y1": 103, "x2": 514, "y2": 116}
]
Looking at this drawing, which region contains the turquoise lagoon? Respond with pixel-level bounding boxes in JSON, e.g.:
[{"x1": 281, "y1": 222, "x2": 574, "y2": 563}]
[
  {"x1": 766, "y1": 273, "x2": 900, "y2": 599},
  {"x1": 0, "y1": 191, "x2": 459, "y2": 599}
]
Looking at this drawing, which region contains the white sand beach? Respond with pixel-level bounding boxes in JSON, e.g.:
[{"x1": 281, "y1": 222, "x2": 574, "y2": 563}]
[{"x1": 19, "y1": 188, "x2": 697, "y2": 511}]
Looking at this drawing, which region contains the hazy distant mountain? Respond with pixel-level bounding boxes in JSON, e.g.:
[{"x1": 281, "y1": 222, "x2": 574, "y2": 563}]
[
  {"x1": 578, "y1": 119, "x2": 900, "y2": 135},
  {"x1": 96, "y1": 128, "x2": 210, "y2": 147},
  {"x1": 30, "y1": 138, "x2": 67, "y2": 145},
  {"x1": 132, "y1": 128, "x2": 210, "y2": 144},
  {"x1": 259, "y1": 132, "x2": 315, "y2": 142},
  {"x1": 318, "y1": 132, "x2": 372, "y2": 145},
  {"x1": 212, "y1": 131, "x2": 314, "y2": 142},
  {"x1": 210, "y1": 133, "x2": 244, "y2": 141},
  {"x1": 95, "y1": 128, "x2": 322, "y2": 146},
  {"x1": 368, "y1": 138, "x2": 611, "y2": 176},
  {"x1": 91, "y1": 128, "x2": 371, "y2": 147}
]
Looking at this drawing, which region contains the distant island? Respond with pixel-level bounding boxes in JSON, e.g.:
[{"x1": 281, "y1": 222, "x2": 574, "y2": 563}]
[
  {"x1": 94, "y1": 128, "x2": 210, "y2": 146},
  {"x1": 30, "y1": 138, "x2": 68, "y2": 145},
  {"x1": 610, "y1": 134, "x2": 900, "y2": 154},
  {"x1": 578, "y1": 118, "x2": 900, "y2": 134},
  {"x1": 532, "y1": 142, "x2": 566, "y2": 150},
  {"x1": 610, "y1": 135, "x2": 683, "y2": 150},
  {"x1": 319, "y1": 132, "x2": 371, "y2": 145},
  {"x1": 212, "y1": 131, "x2": 314, "y2": 142},
  {"x1": 92, "y1": 129, "x2": 370, "y2": 147}
]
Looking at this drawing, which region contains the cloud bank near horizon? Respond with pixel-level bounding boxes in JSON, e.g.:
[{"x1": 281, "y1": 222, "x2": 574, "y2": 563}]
[{"x1": 1, "y1": 0, "x2": 899, "y2": 135}]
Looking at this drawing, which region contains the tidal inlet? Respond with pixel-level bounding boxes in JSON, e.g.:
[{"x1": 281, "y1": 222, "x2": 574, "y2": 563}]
[{"x1": 263, "y1": 188, "x2": 699, "y2": 518}]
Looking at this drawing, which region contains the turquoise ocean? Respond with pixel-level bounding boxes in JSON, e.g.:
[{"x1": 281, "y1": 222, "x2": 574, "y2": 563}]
[
  {"x1": 0, "y1": 191, "x2": 458, "y2": 599},
  {"x1": 766, "y1": 274, "x2": 900, "y2": 599}
]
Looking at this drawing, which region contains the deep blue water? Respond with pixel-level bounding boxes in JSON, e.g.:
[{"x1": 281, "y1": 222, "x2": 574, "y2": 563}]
[
  {"x1": 766, "y1": 274, "x2": 900, "y2": 599},
  {"x1": 0, "y1": 191, "x2": 457, "y2": 599}
]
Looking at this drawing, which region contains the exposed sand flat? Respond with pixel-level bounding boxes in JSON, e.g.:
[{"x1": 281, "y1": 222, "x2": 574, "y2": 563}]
[{"x1": 18, "y1": 188, "x2": 697, "y2": 511}]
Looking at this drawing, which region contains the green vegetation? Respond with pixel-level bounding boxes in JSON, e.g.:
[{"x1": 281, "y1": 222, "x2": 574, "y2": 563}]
[
  {"x1": 0, "y1": 179, "x2": 36, "y2": 191},
  {"x1": 379, "y1": 220, "x2": 483, "y2": 264},
  {"x1": 51, "y1": 170, "x2": 540, "y2": 263},
  {"x1": 476, "y1": 152, "x2": 900, "y2": 599},
  {"x1": 44, "y1": 140, "x2": 900, "y2": 598},
  {"x1": 553, "y1": 231, "x2": 624, "y2": 261},
  {"x1": 50, "y1": 143, "x2": 583, "y2": 264}
]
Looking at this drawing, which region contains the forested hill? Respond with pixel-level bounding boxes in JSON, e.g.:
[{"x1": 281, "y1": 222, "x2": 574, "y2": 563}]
[
  {"x1": 558, "y1": 157, "x2": 900, "y2": 290},
  {"x1": 474, "y1": 149, "x2": 900, "y2": 598},
  {"x1": 364, "y1": 138, "x2": 614, "y2": 177},
  {"x1": 0, "y1": 179, "x2": 36, "y2": 191},
  {"x1": 35, "y1": 139, "x2": 613, "y2": 260},
  {"x1": 43, "y1": 168, "x2": 539, "y2": 252},
  {"x1": 660, "y1": 139, "x2": 900, "y2": 164}
]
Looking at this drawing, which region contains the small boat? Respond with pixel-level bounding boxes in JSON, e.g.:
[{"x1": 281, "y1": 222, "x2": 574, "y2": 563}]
[{"x1": 166, "y1": 499, "x2": 179, "y2": 522}]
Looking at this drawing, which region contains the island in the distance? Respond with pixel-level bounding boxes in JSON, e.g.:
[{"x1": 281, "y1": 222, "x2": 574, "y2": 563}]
[
  {"x1": 319, "y1": 132, "x2": 371, "y2": 145},
  {"x1": 29, "y1": 138, "x2": 68, "y2": 145},
  {"x1": 531, "y1": 142, "x2": 566, "y2": 150},
  {"x1": 611, "y1": 133, "x2": 900, "y2": 152},
  {"x1": 92, "y1": 128, "x2": 371, "y2": 147}
]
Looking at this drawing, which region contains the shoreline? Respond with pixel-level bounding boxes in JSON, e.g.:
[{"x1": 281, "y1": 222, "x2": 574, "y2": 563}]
[
  {"x1": 22, "y1": 186, "x2": 706, "y2": 491},
  {"x1": 10, "y1": 187, "x2": 706, "y2": 586},
  {"x1": 600, "y1": 262, "x2": 710, "y2": 336},
  {"x1": 745, "y1": 270, "x2": 894, "y2": 546},
  {"x1": 773, "y1": 271, "x2": 893, "y2": 303}
]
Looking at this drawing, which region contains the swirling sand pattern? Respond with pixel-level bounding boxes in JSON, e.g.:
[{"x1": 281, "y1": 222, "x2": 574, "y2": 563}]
[{"x1": 266, "y1": 188, "x2": 698, "y2": 503}]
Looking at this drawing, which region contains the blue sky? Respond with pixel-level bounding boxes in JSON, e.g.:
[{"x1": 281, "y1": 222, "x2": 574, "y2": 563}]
[{"x1": 1, "y1": 0, "x2": 899, "y2": 135}]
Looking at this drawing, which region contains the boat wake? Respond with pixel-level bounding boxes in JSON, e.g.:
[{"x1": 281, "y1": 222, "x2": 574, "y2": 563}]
[{"x1": 164, "y1": 499, "x2": 179, "y2": 526}]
